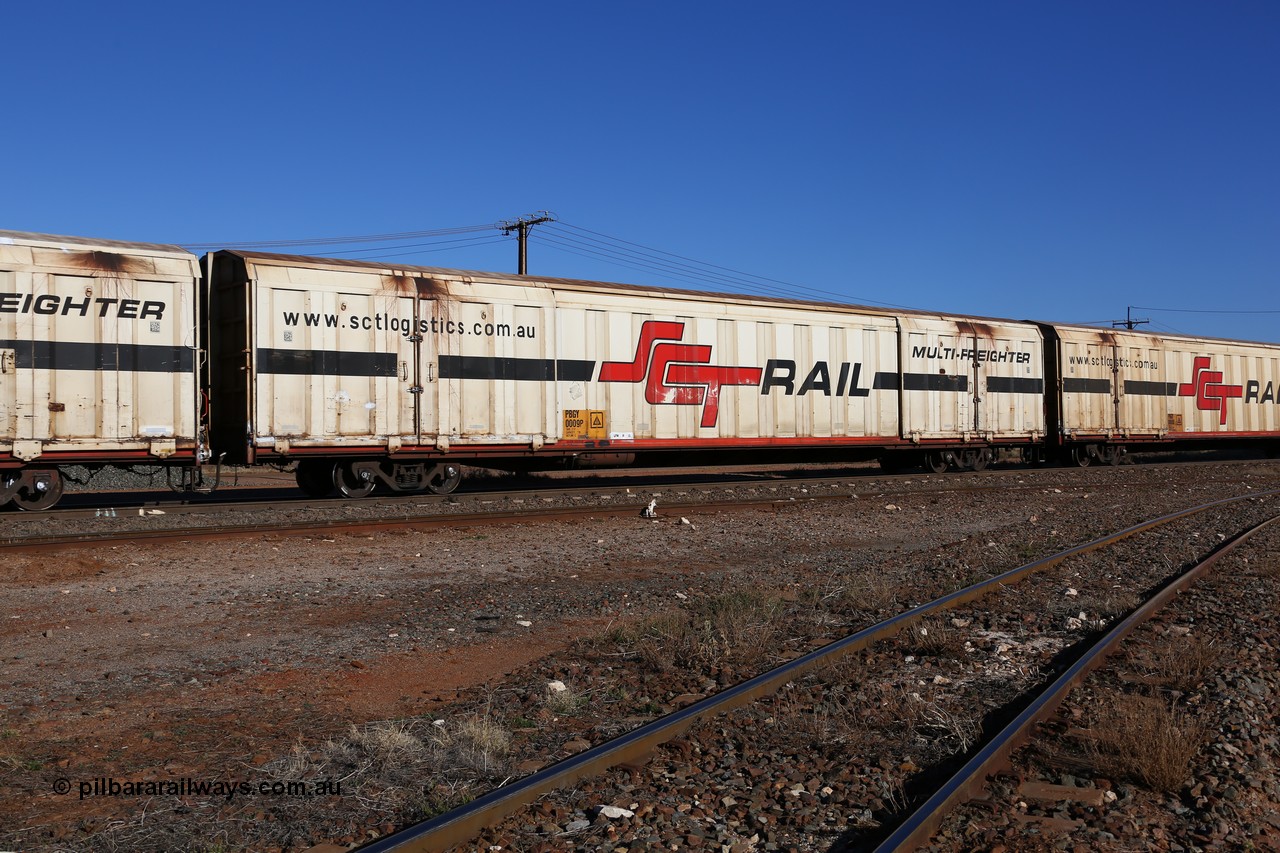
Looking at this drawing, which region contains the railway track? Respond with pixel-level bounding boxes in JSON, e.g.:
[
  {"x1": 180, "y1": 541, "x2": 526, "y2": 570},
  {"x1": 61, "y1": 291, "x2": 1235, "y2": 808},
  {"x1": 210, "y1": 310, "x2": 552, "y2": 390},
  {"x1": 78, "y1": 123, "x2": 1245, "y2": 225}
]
[
  {"x1": 336, "y1": 489, "x2": 1280, "y2": 853},
  {"x1": 7, "y1": 459, "x2": 1279, "y2": 549},
  {"x1": 6, "y1": 463, "x2": 1280, "y2": 853},
  {"x1": 18, "y1": 453, "x2": 1274, "y2": 516}
]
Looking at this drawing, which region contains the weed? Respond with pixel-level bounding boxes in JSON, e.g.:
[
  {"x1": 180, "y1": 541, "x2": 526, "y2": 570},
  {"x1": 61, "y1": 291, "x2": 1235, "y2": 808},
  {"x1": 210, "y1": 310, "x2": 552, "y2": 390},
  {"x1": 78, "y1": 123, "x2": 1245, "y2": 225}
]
[
  {"x1": 835, "y1": 571, "x2": 899, "y2": 613},
  {"x1": 919, "y1": 701, "x2": 980, "y2": 754},
  {"x1": 773, "y1": 685, "x2": 863, "y2": 750},
  {"x1": 432, "y1": 713, "x2": 512, "y2": 777},
  {"x1": 1084, "y1": 692, "x2": 1209, "y2": 792},
  {"x1": 543, "y1": 682, "x2": 588, "y2": 716},
  {"x1": 1083, "y1": 587, "x2": 1140, "y2": 620},
  {"x1": 1256, "y1": 554, "x2": 1280, "y2": 579},
  {"x1": 1146, "y1": 635, "x2": 1221, "y2": 693},
  {"x1": 605, "y1": 588, "x2": 787, "y2": 674},
  {"x1": 904, "y1": 618, "x2": 967, "y2": 659}
]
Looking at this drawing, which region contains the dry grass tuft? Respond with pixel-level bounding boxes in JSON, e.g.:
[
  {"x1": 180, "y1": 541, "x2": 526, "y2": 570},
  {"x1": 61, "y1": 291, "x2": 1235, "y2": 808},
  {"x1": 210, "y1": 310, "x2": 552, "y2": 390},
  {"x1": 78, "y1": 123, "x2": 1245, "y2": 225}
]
[
  {"x1": 1145, "y1": 634, "x2": 1222, "y2": 693},
  {"x1": 1084, "y1": 692, "x2": 1209, "y2": 792},
  {"x1": 1255, "y1": 554, "x2": 1280, "y2": 579},
  {"x1": 772, "y1": 684, "x2": 862, "y2": 749},
  {"x1": 835, "y1": 571, "x2": 900, "y2": 613},
  {"x1": 904, "y1": 618, "x2": 967, "y2": 659},
  {"x1": 256, "y1": 711, "x2": 513, "y2": 821},
  {"x1": 431, "y1": 714, "x2": 512, "y2": 777},
  {"x1": 543, "y1": 681, "x2": 589, "y2": 716},
  {"x1": 1082, "y1": 586, "x2": 1141, "y2": 620},
  {"x1": 599, "y1": 588, "x2": 786, "y2": 674}
]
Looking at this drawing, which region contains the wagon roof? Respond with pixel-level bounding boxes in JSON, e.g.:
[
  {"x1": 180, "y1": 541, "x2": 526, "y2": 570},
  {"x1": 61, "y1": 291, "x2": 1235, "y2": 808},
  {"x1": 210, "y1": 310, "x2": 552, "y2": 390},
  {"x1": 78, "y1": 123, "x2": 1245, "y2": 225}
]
[
  {"x1": 1033, "y1": 319, "x2": 1277, "y2": 350},
  {"x1": 0, "y1": 229, "x2": 195, "y2": 258},
  {"x1": 215, "y1": 248, "x2": 1040, "y2": 328}
]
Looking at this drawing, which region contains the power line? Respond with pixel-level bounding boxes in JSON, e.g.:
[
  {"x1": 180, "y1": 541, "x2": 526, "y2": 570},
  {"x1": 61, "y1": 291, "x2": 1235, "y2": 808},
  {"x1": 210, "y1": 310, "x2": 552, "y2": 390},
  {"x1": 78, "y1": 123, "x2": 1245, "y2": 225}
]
[
  {"x1": 546, "y1": 222, "x2": 917, "y2": 310},
  {"x1": 1132, "y1": 304, "x2": 1280, "y2": 315},
  {"x1": 322, "y1": 235, "x2": 508, "y2": 258},
  {"x1": 174, "y1": 218, "x2": 925, "y2": 313},
  {"x1": 342, "y1": 236, "x2": 511, "y2": 261},
  {"x1": 178, "y1": 224, "x2": 495, "y2": 251}
]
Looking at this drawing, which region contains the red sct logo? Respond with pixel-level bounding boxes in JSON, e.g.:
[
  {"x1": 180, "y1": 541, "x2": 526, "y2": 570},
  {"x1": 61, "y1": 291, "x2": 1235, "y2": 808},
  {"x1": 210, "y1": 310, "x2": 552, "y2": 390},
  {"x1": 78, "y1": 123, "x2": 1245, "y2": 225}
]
[
  {"x1": 598, "y1": 321, "x2": 762, "y2": 428},
  {"x1": 1177, "y1": 356, "x2": 1243, "y2": 425}
]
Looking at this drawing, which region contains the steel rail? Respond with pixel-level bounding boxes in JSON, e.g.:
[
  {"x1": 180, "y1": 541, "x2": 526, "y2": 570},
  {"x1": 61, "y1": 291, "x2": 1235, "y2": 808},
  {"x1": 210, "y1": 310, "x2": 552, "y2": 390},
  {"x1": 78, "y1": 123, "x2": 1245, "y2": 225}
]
[
  {"x1": 873, "y1": 509, "x2": 1280, "y2": 852},
  {"x1": 0, "y1": 495, "x2": 828, "y2": 551},
  {"x1": 0, "y1": 474, "x2": 1101, "y2": 550},
  {"x1": 27, "y1": 454, "x2": 1275, "y2": 519},
  {"x1": 20, "y1": 466, "x2": 1078, "y2": 520},
  {"x1": 345, "y1": 487, "x2": 1280, "y2": 853}
]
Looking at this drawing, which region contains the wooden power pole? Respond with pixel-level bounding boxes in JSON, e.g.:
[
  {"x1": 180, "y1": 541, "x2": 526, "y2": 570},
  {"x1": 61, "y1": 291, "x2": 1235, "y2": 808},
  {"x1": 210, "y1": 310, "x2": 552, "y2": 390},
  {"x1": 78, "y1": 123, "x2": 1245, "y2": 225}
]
[{"x1": 500, "y1": 212, "x2": 556, "y2": 274}]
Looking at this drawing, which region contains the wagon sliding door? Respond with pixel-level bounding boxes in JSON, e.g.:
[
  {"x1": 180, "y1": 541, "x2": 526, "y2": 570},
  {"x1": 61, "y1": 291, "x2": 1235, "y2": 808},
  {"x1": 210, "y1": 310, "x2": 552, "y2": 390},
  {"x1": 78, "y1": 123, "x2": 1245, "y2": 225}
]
[
  {"x1": 898, "y1": 317, "x2": 1043, "y2": 442},
  {"x1": 898, "y1": 318, "x2": 971, "y2": 440},
  {"x1": 434, "y1": 297, "x2": 557, "y2": 445},
  {"x1": 251, "y1": 284, "x2": 419, "y2": 449}
]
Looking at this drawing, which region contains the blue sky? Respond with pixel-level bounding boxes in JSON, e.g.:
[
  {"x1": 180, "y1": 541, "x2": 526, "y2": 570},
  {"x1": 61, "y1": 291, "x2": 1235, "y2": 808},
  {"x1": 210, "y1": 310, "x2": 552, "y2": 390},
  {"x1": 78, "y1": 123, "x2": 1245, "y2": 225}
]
[{"x1": 3, "y1": 2, "x2": 1277, "y2": 341}]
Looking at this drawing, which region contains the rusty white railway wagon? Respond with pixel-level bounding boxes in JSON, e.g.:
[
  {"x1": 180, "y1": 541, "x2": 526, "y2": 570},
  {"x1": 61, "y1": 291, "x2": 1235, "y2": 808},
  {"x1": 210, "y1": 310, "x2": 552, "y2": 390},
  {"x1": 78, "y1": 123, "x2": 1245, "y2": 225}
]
[
  {"x1": 203, "y1": 251, "x2": 1049, "y2": 495},
  {"x1": 1043, "y1": 323, "x2": 1280, "y2": 464},
  {"x1": 0, "y1": 232, "x2": 202, "y2": 509}
]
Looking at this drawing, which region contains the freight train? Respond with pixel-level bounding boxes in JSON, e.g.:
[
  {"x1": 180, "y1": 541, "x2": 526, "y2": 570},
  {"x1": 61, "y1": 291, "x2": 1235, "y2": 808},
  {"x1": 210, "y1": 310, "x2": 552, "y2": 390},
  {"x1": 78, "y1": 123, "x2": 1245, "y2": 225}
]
[{"x1": 2, "y1": 229, "x2": 1278, "y2": 510}]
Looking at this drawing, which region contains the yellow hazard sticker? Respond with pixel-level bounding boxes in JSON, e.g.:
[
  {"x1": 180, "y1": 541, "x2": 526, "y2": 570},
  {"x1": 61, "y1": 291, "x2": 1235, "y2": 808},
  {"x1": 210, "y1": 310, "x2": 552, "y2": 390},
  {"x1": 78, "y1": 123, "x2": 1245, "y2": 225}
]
[{"x1": 563, "y1": 409, "x2": 607, "y2": 439}]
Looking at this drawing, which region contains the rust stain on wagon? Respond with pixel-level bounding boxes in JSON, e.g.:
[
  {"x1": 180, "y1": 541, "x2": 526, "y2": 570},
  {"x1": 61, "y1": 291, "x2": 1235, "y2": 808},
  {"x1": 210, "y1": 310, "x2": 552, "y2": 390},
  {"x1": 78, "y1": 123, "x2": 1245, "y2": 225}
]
[
  {"x1": 958, "y1": 321, "x2": 998, "y2": 340},
  {"x1": 64, "y1": 251, "x2": 150, "y2": 276},
  {"x1": 380, "y1": 274, "x2": 451, "y2": 299}
]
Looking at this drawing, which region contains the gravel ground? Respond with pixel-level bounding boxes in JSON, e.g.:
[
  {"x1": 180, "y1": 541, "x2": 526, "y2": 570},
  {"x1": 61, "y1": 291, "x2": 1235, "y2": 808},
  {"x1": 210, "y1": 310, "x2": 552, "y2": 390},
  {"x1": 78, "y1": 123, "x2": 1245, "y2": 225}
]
[
  {"x1": 0, "y1": 460, "x2": 1278, "y2": 851},
  {"x1": 458, "y1": 491, "x2": 1280, "y2": 853},
  {"x1": 928, "y1": 521, "x2": 1280, "y2": 852}
]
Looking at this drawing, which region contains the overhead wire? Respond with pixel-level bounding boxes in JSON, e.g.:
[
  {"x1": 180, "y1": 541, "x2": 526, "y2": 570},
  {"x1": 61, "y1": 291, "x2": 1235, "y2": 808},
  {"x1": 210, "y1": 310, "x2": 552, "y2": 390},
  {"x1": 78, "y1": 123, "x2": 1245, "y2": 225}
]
[
  {"x1": 178, "y1": 224, "x2": 495, "y2": 251},
  {"x1": 358, "y1": 236, "x2": 511, "y2": 261},
  {"x1": 177, "y1": 218, "x2": 922, "y2": 310},
  {"x1": 1131, "y1": 305, "x2": 1280, "y2": 315},
  {"x1": 322, "y1": 235, "x2": 508, "y2": 259},
  {"x1": 541, "y1": 222, "x2": 919, "y2": 310}
]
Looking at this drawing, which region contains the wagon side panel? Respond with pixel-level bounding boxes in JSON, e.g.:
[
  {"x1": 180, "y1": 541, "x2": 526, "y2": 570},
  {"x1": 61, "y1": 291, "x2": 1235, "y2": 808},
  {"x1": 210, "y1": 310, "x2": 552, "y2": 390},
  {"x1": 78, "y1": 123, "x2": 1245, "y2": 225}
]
[{"x1": 0, "y1": 233, "x2": 198, "y2": 464}]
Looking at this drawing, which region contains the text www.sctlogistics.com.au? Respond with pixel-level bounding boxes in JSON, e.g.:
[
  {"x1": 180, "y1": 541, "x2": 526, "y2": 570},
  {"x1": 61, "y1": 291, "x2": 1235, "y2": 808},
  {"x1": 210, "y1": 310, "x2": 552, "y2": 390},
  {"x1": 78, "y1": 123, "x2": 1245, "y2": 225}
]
[{"x1": 54, "y1": 776, "x2": 342, "y2": 801}]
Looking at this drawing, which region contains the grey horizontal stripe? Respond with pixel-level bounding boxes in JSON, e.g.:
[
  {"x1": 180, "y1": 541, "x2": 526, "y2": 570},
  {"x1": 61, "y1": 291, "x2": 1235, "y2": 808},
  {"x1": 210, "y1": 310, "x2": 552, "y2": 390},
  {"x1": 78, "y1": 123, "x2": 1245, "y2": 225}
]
[
  {"x1": 902, "y1": 373, "x2": 968, "y2": 392},
  {"x1": 1124, "y1": 380, "x2": 1178, "y2": 397},
  {"x1": 438, "y1": 355, "x2": 596, "y2": 382},
  {"x1": 987, "y1": 376, "x2": 1045, "y2": 394},
  {"x1": 259, "y1": 348, "x2": 397, "y2": 377},
  {"x1": 0, "y1": 339, "x2": 194, "y2": 373},
  {"x1": 1063, "y1": 377, "x2": 1111, "y2": 394}
]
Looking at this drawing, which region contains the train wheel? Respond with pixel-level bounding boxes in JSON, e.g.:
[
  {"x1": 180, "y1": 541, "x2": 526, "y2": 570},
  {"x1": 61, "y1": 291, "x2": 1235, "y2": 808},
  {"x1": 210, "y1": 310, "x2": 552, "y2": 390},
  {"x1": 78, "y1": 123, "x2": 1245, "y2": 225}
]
[
  {"x1": 425, "y1": 463, "x2": 462, "y2": 495},
  {"x1": 334, "y1": 463, "x2": 377, "y2": 498},
  {"x1": 1070, "y1": 446, "x2": 1093, "y2": 467},
  {"x1": 295, "y1": 461, "x2": 336, "y2": 497},
  {"x1": 924, "y1": 451, "x2": 950, "y2": 474},
  {"x1": 0, "y1": 472, "x2": 19, "y2": 510},
  {"x1": 1098, "y1": 445, "x2": 1123, "y2": 466},
  {"x1": 968, "y1": 449, "x2": 991, "y2": 472},
  {"x1": 10, "y1": 470, "x2": 64, "y2": 511}
]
